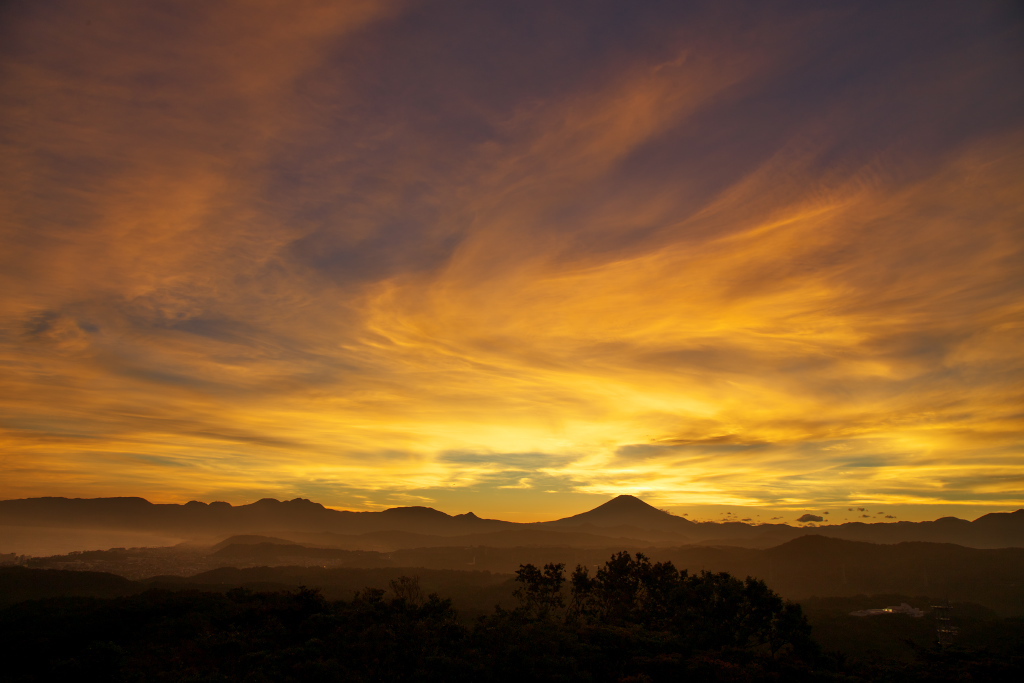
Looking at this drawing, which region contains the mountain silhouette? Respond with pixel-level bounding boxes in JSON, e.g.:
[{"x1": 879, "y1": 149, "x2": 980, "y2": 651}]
[
  {"x1": 0, "y1": 496, "x2": 514, "y2": 539},
  {"x1": 2, "y1": 495, "x2": 1023, "y2": 553},
  {"x1": 542, "y1": 495, "x2": 695, "y2": 536}
]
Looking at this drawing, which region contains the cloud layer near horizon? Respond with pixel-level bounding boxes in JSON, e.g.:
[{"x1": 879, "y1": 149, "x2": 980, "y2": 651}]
[{"x1": 2, "y1": 0, "x2": 1022, "y2": 519}]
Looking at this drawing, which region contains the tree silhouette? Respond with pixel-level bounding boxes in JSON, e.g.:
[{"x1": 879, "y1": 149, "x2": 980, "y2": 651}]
[
  {"x1": 516, "y1": 551, "x2": 813, "y2": 657},
  {"x1": 388, "y1": 574, "x2": 423, "y2": 605},
  {"x1": 512, "y1": 562, "x2": 565, "y2": 619}
]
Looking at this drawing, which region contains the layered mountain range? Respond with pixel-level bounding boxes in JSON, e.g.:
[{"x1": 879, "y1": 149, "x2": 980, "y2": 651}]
[
  {"x1": 6, "y1": 535, "x2": 1024, "y2": 617},
  {"x1": 3, "y1": 494, "x2": 1022, "y2": 550}
]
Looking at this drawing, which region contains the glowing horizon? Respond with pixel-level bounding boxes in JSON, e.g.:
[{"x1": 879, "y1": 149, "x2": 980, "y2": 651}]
[{"x1": 2, "y1": 1, "x2": 1022, "y2": 523}]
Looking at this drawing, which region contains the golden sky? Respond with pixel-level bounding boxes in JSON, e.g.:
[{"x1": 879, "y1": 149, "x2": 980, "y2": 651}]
[{"x1": 2, "y1": 0, "x2": 1022, "y2": 522}]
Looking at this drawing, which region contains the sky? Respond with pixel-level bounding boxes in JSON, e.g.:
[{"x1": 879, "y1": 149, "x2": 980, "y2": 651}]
[{"x1": 1, "y1": 0, "x2": 1022, "y2": 523}]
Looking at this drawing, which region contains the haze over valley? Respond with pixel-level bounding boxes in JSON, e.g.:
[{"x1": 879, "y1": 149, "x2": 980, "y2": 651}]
[{"x1": 4, "y1": 492, "x2": 1024, "y2": 679}]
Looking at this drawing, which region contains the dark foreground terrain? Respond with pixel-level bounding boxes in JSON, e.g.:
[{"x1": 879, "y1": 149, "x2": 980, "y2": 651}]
[
  {"x1": 11, "y1": 533, "x2": 1024, "y2": 620},
  {"x1": 3, "y1": 552, "x2": 1024, "y2": 682}
]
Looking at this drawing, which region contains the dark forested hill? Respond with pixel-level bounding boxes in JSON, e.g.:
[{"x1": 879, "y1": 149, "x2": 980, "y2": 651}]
[
  {"x1": 0, "y1": 566, "x2": 142, "y2": 607},
  {"x1": 3, "y1": 553, "x2": 1023, "y2": 682}
]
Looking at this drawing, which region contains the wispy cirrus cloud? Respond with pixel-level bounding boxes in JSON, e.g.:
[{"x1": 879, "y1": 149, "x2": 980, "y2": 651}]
[{"x1": 1, "y1": 0, "x2": 1021, "y2": 519}]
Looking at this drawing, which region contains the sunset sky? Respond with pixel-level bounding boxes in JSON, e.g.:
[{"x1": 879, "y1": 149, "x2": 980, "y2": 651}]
[{"x1": 2, "y1": 0, "x2": 1022, "y2": 522}]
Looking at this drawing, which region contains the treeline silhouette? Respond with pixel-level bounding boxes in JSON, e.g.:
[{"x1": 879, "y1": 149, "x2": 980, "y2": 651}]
[{"x1": 2, "y1": 551, "x2": 1022, "y2": 681}]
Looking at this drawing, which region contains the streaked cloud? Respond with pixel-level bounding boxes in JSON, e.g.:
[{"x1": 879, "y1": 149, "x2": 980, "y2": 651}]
[{"x1": 1, "y1": 0, "x2": 1022, "y2": 519}]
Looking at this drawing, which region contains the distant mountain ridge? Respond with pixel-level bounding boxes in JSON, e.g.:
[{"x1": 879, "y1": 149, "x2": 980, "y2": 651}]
[
  {"x1": 1, "y1": 494, "x2": 1022, "y2": 550},
  {"x1": 0, "y1": 496, "x2": 515, "y2": 537}
]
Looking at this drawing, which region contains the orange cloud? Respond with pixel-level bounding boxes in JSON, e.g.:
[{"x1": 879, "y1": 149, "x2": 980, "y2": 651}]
[{"x1": 1, "y1": 1, "x2": 1021, "y2": 520}]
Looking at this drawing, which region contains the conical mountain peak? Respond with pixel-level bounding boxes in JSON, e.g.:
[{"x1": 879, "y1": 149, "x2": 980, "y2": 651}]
[
  {"x1": 592, "y1": 495, "x2": 663, "y2": 512},
  {"x1": 545, "y1": 494, "x2": 695, "y2": 532}
]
